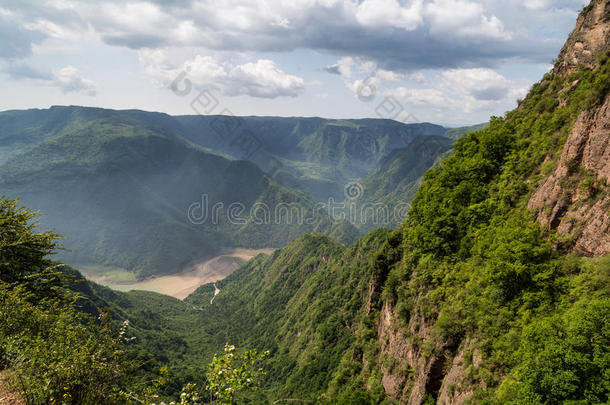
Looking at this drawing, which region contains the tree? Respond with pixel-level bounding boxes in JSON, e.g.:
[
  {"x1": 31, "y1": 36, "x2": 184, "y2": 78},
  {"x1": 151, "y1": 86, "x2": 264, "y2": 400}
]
[
  {"x1": 0, "y1": 196, "x2": 63, "y2": 298},
  {"x1": 206, "y1": 343, "x2": 269, "y2": 404}
]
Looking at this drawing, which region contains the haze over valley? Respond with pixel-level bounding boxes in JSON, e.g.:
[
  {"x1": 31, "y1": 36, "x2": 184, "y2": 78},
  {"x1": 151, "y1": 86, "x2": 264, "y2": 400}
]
[{"x1": 0, "y1": 0, "x2": 608, "y2": 404}]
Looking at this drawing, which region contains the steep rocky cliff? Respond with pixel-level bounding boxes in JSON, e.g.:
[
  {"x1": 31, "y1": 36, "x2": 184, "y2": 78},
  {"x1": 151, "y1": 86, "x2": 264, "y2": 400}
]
[
  {"x1": 369, "y1": 1, "x2": 610, "y2": 403},
  {"x1": 529, "y1": 0, "x2": 610, "y2": 257},
  {"x1": 554, "y1": 0, "x2": 610, "y2": 75},
  {"x1": 528, "y1": 92, "x2": 610, "y2": 256}
]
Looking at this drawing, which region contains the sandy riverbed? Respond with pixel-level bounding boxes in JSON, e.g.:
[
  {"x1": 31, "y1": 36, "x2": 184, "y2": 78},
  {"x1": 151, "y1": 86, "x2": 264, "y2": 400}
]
[{"x1": 82, "y1": 248, "x2": 274, "y2": 300}]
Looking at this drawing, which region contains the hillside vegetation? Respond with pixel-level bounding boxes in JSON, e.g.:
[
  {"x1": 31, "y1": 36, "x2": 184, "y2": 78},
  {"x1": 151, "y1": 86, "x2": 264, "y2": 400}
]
[
  {"x1": 0, "y1": 109, "x2": 342, "y2": 278},
  {"x1": 0, "y1": 108, "x2": 449, "y2": 278},
  {"x1": 104, "y1": 3, "x2": 610, "y2": 402},
  {"x1": 1, "y1": 1, "x2": 609, "y2": 403}
]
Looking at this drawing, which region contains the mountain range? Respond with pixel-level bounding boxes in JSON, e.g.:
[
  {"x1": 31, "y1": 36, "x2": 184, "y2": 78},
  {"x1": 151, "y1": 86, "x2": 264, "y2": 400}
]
[
  {"x1": 1, "y1": 1, "x2": 608, "y2": 403},
  {"x1": 0, "y1": 107, "x2": 478, "y2": 277}
]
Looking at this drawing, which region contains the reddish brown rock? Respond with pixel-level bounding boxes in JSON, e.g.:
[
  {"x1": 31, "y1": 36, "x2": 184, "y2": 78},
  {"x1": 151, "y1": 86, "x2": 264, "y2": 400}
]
[
  {"x1": 553, "y1": 0, "x2": 610, "y2": 76},
  {"x1": 528, "y1": 91, "x2": 610, "y2": 257}
]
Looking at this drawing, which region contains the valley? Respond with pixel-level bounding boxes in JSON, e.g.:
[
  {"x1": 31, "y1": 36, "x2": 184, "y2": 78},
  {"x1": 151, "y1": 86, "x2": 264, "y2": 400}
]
[
  {"x1": 80, "y1": 248, "x2": 274, "y2": 299},
  {"x1": 0, "y1": 1, "x2": 609, "y2": 404},
  {"x1": 0, "y1": 107, "x2": 472, "y2": 280}
]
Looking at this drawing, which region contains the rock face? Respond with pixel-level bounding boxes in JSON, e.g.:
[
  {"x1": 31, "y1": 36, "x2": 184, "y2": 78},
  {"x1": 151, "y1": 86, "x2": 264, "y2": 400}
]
[
  {"x1": 529, "y1": 93, "x2": 610, "y2": 256},
  {"x1": 376, "y1": 303, "x2": 481, "y2": 405},
  {"x1": 553, "y1": 0, "x2": 610, "y2": 76},
  {"x1": 529, "y1": 0, "x2": 610, "y2": 257},
  {"x1": 377, "y1": 302, "x2": 443, "y2": 404},
  {"x1": 375, "y1": 2, "x2": 610, "y2": 403}
]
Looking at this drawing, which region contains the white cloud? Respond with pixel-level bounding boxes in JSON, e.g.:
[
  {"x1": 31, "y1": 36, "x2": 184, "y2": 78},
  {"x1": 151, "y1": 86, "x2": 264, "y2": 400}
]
[
  {"x1": 425, "y1": 0, "x2": 511, "y2": 39},
  {"x1": 379, "y1": 67, "x2": 527, "y2": 119},
  {"x1": 226, "y1": 59, "x2": 305, "y2": 98},
  {"x1": 2, "y1": 0, "x2": 583, "y2": 73},
  {"x1": 375, "y1": 69, "x2": 404, "y2": 81},
  {"x1": 442, "y1": 68, "x2": 511, "y2": 100},
  {"x1": 55, "y1": 65, "x2": 97, "y2": 95},
  {"x1": 523, "y1": 0, "x2": 549, "y2": 10},
  {"x1": 389, "y1": 87, "x2": 446, "y2": 107},
  {"x1": 355, "y1": 0, "x2": 423, "y2": 30},
  {"x1": 347, "y1": 75, "x2": 380, "y2": 100},
  {"x1": 142, "y1": 52, "x2": 304, "y2": 98}
]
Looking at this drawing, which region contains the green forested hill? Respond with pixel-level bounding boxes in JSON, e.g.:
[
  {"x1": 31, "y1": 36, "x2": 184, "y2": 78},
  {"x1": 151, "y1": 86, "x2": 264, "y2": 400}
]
[
  {"x1": 94, "y1": 3, "x2": 610, "y2": 403},
  {"x1": 0, "y1": 111, "x2": 333, "y2": 278},
  {"x1": 2, "y1": 3, "x2": 609, "y2": 404},
  {"x1": 354, "y1": 135, "x2": 454, "y2": 232},
  {"x1": 0, "y1": 106, "x2": 447, "y2": 277},
  {"x1": 176, "y1": 115, "x2": 446, "y2": 199},
  {"x1": 88, "y1": 231, "x2": 393, "y2": 402}
]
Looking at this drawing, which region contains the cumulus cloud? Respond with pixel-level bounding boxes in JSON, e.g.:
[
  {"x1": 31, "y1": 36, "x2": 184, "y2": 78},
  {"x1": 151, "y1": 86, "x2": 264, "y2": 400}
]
[
  {"x1": 0, "y1": 11, "x2": 45, "y2": 59},
  {"x1": 442, "y1": 68, "x2": 511, "y2": 101},
  {"x1": 324, "y1": 54, "x2": 527, "y2": 122},
  {"x1": 355, "y1": 0, "x2": 423, "y2": 30},
  {"x1": 383, "y1": 67, "x2": 528, "y2": 116},
  {"x1": 2, "y1": 0, "x2": 578, "y2": 72},
  {"x1": 226, "y1": 60, "x2": 305, "y2": 98},
  {"x1": 142, "y1": 51, "x2": 304, "y2": 98},
  {"x1": 425, "y1": 0, "x2": 511, "y2": 40},
  {"x1": 55, "y1": 66, "x2": 97, "y2": 95}
]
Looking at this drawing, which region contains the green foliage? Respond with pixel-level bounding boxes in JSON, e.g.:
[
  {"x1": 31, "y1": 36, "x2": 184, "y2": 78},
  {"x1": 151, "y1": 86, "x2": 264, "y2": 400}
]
[
  {"x1": 0, "y1": 197, "x2": 131, "y2": 404},
  {"x1": 356, "y1": 135, "x2": 454, "y2": 232},
  {"x1": 0, "y1": 196, "x2": 62, "y2": 296},
  {"x1": 374, "y1": 53, "x2": 610, "y2": 403},
  {"x1": 0, "y1": 284, "x2": 129, "y2": 404},
  {"x1": 206, "y1": 343, "x2": 269, "y2": 404},
  {"x1": 497, "y1": 258, "x2": 610, "y2": 404}
]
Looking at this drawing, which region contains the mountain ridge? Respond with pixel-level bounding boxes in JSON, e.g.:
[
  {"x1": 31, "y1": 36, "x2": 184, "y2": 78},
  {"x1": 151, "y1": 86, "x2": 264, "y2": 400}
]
[{"x1": 0, "y1": 106, "x2": 453, "y2": 277}]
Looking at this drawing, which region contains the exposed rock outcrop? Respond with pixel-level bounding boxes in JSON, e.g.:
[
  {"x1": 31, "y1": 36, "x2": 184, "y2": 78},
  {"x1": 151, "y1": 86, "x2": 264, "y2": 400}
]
[
  {"x1": 436, "y1": 339, "x2": 482, "y2": 405},
  {"x1": 377, "y1": 302, "x2": 437, "y2": 404},
  {"x1": 529, "y1": 0, "x2": 610, "y2": 257},
  {"x1": 529, "y1": 92, "x2": 610, "y2": 256},
  {"x1": 376, "y1": 303, "x2": 479, "y2": 404},
  {"x1": 553, "y1": 0, "x2": 610, "y2": 76}
]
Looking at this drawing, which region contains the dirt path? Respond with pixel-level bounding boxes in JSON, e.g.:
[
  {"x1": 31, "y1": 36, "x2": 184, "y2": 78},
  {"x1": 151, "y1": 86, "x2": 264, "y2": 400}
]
[
  {"x1": 0, "y1": 371, "x2": 23, "y2": 405},
  {"x1": 86, "y1": 248, "x2": 273, "y2": 300},
  {"x1": 210, "y1": 283, "x2": 221, "y2": 304}
]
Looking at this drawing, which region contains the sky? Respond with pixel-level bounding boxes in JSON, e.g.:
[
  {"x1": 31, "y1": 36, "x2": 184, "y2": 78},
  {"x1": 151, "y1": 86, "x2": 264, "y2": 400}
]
[{"x1": 0, "y1": 0, "x2": 589, "y2": 126}]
